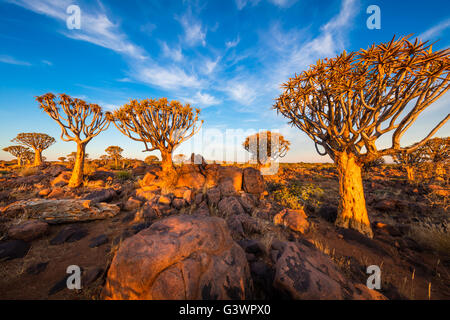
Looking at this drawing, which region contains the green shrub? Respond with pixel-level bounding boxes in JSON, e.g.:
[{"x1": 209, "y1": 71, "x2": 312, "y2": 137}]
[
  {"x1": 116, "y1": 170, "x2": 132, "y2": 181},
  {"x1": 273, "y1": 182, "x2": 324, "y2": 209}
]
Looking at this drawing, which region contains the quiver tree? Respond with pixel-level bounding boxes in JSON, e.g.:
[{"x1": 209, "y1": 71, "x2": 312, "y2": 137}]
[
  {"x1": 243, "y1": 131, "x2": 290, "y2": 168},
  {"x1": 108, "y1": 98, "x2": 202, "y2": 173},
  {"x1": 392, "y1": 144, "x2": 427, "y2": 182},
  {"x1": 36, "y1": 93, "x2": 110, "y2": 187},
  {"x1": 145, "y1": 155, "x2": 159, "y2": 165},
  {"x1": 105, "y1": 146, "x2": 124, "y2": 168},
  {"x1": 274, "y1": 36, "x2": 450, "y2": 238},
  {"x1": 422, "y1": 137, "x2": 449, "y2": 180},
  {"x1": 2, "y1": 145, "x2": 31, "y2": 166},
  {"x1": 12, "y1": 133, "x2": 55, "y2": 166},
  {"x1": 58, "y1": 157, "x2": 66, "y2": 163}
]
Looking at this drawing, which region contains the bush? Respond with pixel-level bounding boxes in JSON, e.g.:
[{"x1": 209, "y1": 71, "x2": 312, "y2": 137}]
[
  {"x1": 19, "y1": 166, "x2": 39, "y2": 177},
  {"x1": 409, "y1": 223, "x2": 450, "y2": 257},
  {"x1": 273, "y1": 182, "x2": 324, "y2": 210},
  {"x1": 116, "y1": 170, "x2": 132, "y2": 181}
]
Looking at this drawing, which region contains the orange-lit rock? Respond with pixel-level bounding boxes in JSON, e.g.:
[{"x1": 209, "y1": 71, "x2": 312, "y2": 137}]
[
  {"x1": 102, "y1": 215, "x2": 252, "y2": 300},
  {"x1": 274, "y1": 208, "x2": 309, "y2": 234}
]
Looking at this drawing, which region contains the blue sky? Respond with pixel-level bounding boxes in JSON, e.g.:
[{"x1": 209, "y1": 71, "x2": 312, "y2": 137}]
[{"x1": 0, "y1": 0, "x2": 449, "y2": 163}]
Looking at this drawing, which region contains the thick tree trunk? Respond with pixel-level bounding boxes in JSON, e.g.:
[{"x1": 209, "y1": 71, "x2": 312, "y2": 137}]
[
  {"x1": 406, "y1": 166, "x2": 414, "y2": 182},
  {"x1": 17, "y1": 157, "x2": 22, "y2": 167},
  {"x1": 34, "y1": 149, "x2": 43, "y2": 166},
  {"x1": 160, "y1": 149, "x2": 174, "y2": 173},
  {"x1": 69, "y1": 143, "x2": 86, "y2": 188},
  {"x1": 334, "y1": 152, "x2": 373, "y2": 238},
  {"x1": 115, "y1": 157, "x2": 118, "y2": 168}
]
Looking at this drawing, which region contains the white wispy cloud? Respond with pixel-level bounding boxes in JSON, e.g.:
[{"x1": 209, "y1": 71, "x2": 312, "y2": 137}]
[
  {"x1": 226, "y1": 36, "x2": 240, "y2": 49},
  {"x1": 134, "y1": 65, "x2": 202, "y2": 90},
  {"x1": 224, "y1": 81, "x2": 257, "y2": 104},
  {"x1": 176, "y1": 11, "x2": 207, "y2": 47},
  {"x1": 180, "y1": 91, "x2": 222, "y2": 108},
  {"x1": 0, "y1": 55, "x2": 31, "y2": 66},
  {"x1": 235, "y1": 0, "x2": 297, "y2": 10},
  {"x1": 418, "y1": 18, "x2": 450, "y2": 41},
  {"x1": 161, "y1": 42, "x2": 183, "y2": 62}
]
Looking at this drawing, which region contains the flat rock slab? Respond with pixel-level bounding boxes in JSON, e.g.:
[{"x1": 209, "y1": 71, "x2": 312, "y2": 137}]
[
  {"x1": 1, "y1": 199, "x2": 120, "y2": 224},
  {"x1": 26, "y1": 262, "x2": 49, "y2": 275},
  {"x1": 0, "y1": 240, "x2": 30, "y2": 261},
  {"x1": 89, "y1": 234, "x2": 109, "y2": 248},
  {"x1": 8, "y1": 220, "x2": 49, "y2": 241}
]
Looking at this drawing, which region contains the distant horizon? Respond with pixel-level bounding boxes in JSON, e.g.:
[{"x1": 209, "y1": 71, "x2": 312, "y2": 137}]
[{"x1": 1, "y1": 0, "x2": 449, "y2": 163}]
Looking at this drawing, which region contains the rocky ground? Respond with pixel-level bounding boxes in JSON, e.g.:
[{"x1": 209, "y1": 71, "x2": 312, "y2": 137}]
[{"x1": 0, "y1": 160, "x2": 448, "y2": 300}]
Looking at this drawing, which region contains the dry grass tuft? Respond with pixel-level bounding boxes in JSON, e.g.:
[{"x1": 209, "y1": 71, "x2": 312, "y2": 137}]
[{"x1": 408, "y1": 225, "x2": 450, "y2": 257}]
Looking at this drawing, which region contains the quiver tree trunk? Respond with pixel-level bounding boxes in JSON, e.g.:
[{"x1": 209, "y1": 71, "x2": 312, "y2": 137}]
[
  {"x1": 34, "y1": 149, "x2": 43, "y2": 166},
  {"x1": 334, "y1": 152, "x2": 373, "y2": 238},
  {"x1": 160, "y1": 150, "x2": 174, "y2": 173},
  {"x1": 405, "y1": 166, "x2": 415, "y2": 182},
  {"x1": 69, "y1": 143, "x2": 86, "y2": 188}
]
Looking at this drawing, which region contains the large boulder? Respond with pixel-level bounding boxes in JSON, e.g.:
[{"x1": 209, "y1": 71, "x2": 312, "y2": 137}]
[
  {"x1": 242, "y1": 167, "x2": 265, "y2": 194},
  {"x1": 7, "y1": 220, "x2": 49, "y2": 242},
  {"x1": 218, "y1": 166, "x2": 243, "y2": 192},
  {"x1": 1, "y1": 199, "x2": 120, "y2": 224},
  {"x1": 83, "y1": 188, "x2": 116, "y2": 203},
  {"x1": 176, "y1": 166, "x2": 206, "y2": 190},
  {"x1": 102, "y1": 215, "x2": 252, "y2": 300},
  {"x1": 271, "y1": 240, "x2": 386, "y2": 300},
  {"x1": 51, "y1": 171, "x2": 71, "y2": 187}
]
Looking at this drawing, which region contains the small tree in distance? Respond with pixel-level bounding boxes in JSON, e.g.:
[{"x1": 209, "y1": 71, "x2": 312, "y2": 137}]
[
  {"x1": 145, "y1": 155, "x2": 159, "y2": 165},
  {"x1": 36, "y1": 93, "x2": 110, "y2": 187},
  {"x1": 58, "y1": 157, "x2": 66, "y2": 163},
  {"x1": 105, "y1": 146, "x2": 124, "y2": 168},
  {"x1": 2, "y1": 145, "x2": 31, "y2": 167},
  {"x1": 108, "y1": 98, "x2": 202, "y2": 173},
  {"x1": 12, "y1": 132, "x2": 55, "y2": 166},
  {"x1": 274, "y1": 36, "x2": 450, "y2": 237},
  {"x1": 243, "y1": 131, "x2": 290, "y2": 168},
  {"x1": 392, "y1": 145, "x2": 427, "y2": 182}
]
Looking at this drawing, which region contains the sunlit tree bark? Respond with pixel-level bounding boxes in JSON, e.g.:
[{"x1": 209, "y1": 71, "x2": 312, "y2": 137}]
[
  {"x1": 108, "y1": 98, "x2": 202, "y2": 174},
  {"x1": 36, "y1": 93, "x2": 110, "y2": 187},
  {"x1": 12, "y1": 132, "x2": 55, "y2": 166},
  {"x1": 274, "y1": 36, "x2": 450, "y2": 237}
]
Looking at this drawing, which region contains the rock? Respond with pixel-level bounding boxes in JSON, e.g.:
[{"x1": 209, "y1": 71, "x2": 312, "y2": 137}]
[
  {"x1": 44, "y1": 165, "x2": 68, "y2": 177},
  {"x1": 172, "y1": 198, "x2": 186, "y2": 210},
  {"x1": 83, "y1": 188, "x2": 116, "y2": 203},
  {"x1": 0, "y1": 240, "x2": 30, "y2": 260},
  {"x1": 123, "y1": 197, "x2": 142, "y2": 211},
  {"x1": 239, "y1": 193, "x2": 257, "y2": 213},
  {"x1": 189, "y1": 153, "x2": 208, "y2": 167},
  {"x1": 226, "y1": 214, "x2": 265, "y2": 240},
  {"x1": 86, "y1": 180, "x2": 105, "y2": 189},
  {"x1": 218, "y1": 196, "x2": 245, "y2": 217},
  {"x1": 26, "y1": 262, "x2": 49, "y2": 275},
  {"x1": 51, "y1": 171, "x2": 71, "y2": 187},
  {"x1": 206, "y1": 187, "x2": 221, "y2": 206},
  {"x1": 352, "y1": 284, "x2": 388, "y2": 300},
  {"x1": 50, "y1": 225, "x2": 89, "y2": 245},
  {"x1": 83, "y1": 267, "x2": 104, "y2": 286},
  {"x1": 193, "y1": 201, "x2": 210, "y2": 216},
  {"x1": 48, "y1": 274, "x2": 71, "y2": 296},
  {"x1": 136, "y1": 188, "x2": 160, "y2": 202},
  {"x1": 102, "y1": 215, "x2": 252, "y2": 300},
  {"x1": 8, "y1": 220, "x2": 49, "y2": 241},
  {"x1": 250, "y1": 261, "x2": 275, "y2": 299},
  {"x1": 172, "y1": 187, "x2": 189, "y2": 198},
  {"x1": 274, "y1": 208, "x2": 309, "y2": 234},
  {"x1": 218, "y1": 166, "x2": 242, "y2": 192},
  {"x1": 194, "y1": 193, "x2": 203, "y2": 205},
  {"x1": 218, "y1": 179, "x2": 237, "y2": 196},
  {"x1": 16, "y1": 174, "x2": 47, "y2": 186},
  {"x1": 89, "y1": 234, "x2": 109, "y2": 248},
  {"x1": 134, "y1": 202, "x2": 163, "y2": 223},
  {"x1": 132, "y1": 166, "x2": 147, "y2": 176},
  {"x1": 182, "y1": 189, "x2": 193, "y2": 204},
  {"x1": 176, "y1": 166, "x2": 206, "y2": 190},
  {"x1": 318, "y1": 205, "x2": 338, "y2": 223},
  {"x1": 141, "y1": 171, "x2": 159, "y2": 186},
  {"x1": 1, "y1": 199, "x2": 120, "y2": 224},
  {"x1": 158, "y1": 194, "x2": 172, "y2": 206},
  {"x1": 242, "y1": 167, "x2": 265, "y2": 194},
  {"x1": 238, "y1": 239, "x2": 267, "y2": 258},
  {"x1": 38, "y1": 188, "x2": 52, "y2": 197},
  {"x1": 88, "y1": 170, "x2": 115, "y2": 181},
  {"x1": 272, "y1": 241, "x2": 352, "y2": 299},
  {"x1": 47, "y1": 187, "x2": 66, "y2": 199}
]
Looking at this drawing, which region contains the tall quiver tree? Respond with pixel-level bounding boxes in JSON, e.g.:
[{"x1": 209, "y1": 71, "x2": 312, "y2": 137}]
[
  {"x1": 36, "y1": 93, "x2": 110, "y2": 187},
  {"x1": 12, "y1": 133, "x2": 55, "y2": 166},
  {"x1": 108, "y1": 98, "x2": 202, "y2": 173},
  {"x1": 2, "y1": 145, "x2": 30, "y2": 166},
  {"x1": 392, "y1": 144, "x2": 427, "y2": 182},
  {"x1": 274, "y1": 36, "x2": 450, "y2": 238},
  {"x1": 243, "y1": 131, "x2": 290, "y2": 168},
  {"x1": 422, "y1": 137, "x2": 449, "y2": 180},
  {"x1": 105, "y1": 146, "x2": 124, "y2": 168}
]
